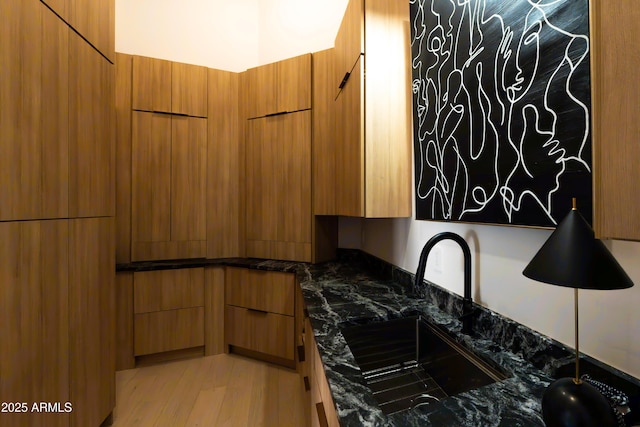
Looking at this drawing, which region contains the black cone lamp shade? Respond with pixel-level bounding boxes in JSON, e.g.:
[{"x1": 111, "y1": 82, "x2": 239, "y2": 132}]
[{"x1": 523, "y1": 200, "x2": 634, "y2": 427}]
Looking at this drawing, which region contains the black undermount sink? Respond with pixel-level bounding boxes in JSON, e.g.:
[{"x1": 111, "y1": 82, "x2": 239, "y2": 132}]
[{"x1": 341, "y1": 315, "x2": 509, "y2": 415}]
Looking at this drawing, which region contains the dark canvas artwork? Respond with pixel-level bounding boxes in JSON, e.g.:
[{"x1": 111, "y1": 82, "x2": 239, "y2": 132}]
[{"x1": 410, "y1": 0, "x2": 592, "y2": 227}]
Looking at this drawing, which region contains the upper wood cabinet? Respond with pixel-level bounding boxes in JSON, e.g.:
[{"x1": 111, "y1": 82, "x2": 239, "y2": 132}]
[
  {"x1": 592, "y1": 0, "x2": 640, "y2": 240},
  {"x1": 69, "y1": 29, "x2": 115, "y2": 218},
  {"x1": 132, "y1": 56, "x2": 208, "y2": 117},
  {"x1": 320, "y1": 0, "x2": 412, "y2": 218},
  {"x1": 68, "y1": 0, "x2": 115, "y2": 62},
  {"x1": 131, "y1": 111, "x2": 207, "y2": 261},
  {"x1": 172, "y1": 61, "x2": 208, "y2": 117},
  {"x1": 246, "y1": 54, "x2": 311, "y2": 118},
  {"x1": 42, "y1": 0, "x2": 69, "y2": 23},
  {"x1": 0, "y1": 1, "x2": 69, "y2": 221},
  {"x1": 207, "y1": 69, "x2": 241, "y2": 258},
  {"x1": 245, "y1": 111, "x2": 312, "y2": 262}
]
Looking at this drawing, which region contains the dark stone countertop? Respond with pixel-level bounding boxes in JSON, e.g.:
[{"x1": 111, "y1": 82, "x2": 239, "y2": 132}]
[
  {"x1": 116, "y1": 257, "x2": 304, "y2": 273},
  {"x1": 297, "y1": 255, "x2": 553, "y2": 426}
]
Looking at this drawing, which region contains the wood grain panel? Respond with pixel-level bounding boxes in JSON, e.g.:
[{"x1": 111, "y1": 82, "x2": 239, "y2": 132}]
[
  {"x1": 133, "y1": 268, "x2": 204, "y2": 314},
  {"x1": 131, "y1": 241, "x2": 207, "y2": 262},
  {"x1": 246, "y1": 61, "x2": 277, "y2": 118},
  {"x1": 334, "y1": 0, "x2": 364, "y2": 97},
  {"x1": 116, "y1": 272, "x2": 135, "y2": 371},
  {"x1": 313, "y1": 48, "x2": 337, "y2": 215},
  {"x1": 592, "y1": 0, "x2": 640, "y2": 240},
  {"x1": 225, "y1": 267, "x2": 295, "y2": 315},
  {"x1": 364, "y1": 0, "x2": 412, "y2": 218},
  {"x1": 134, "y1": 307, "x2": 205, "y2": 356},
  {"x1": 131, "y1": 111, "x2": 171, "y2": 245},
  {"x1": 207, "y1": 69, "x2": 240, "y2": 258},
  {"x1": 69, "y1": 217, "x2": 115, "y2": 427},
  {"x1": 335, "y1": 56, "x2": 364, "y2": 217},
  {"x1": 205, "y1": 267, "x2": 225, "y2": 355},
  {"x1": 42, "y1": 0, "x2": 69, "y2": 23},
  {"x1": 0, "y1": 2, "x2": 69, "y2": 221},
  {"x1": 41, "y1": 6, "x2": 70, "y2": 219},
  {"x1": 0, "y1": 220, "x2": 70, "y2": 427},
  {"x1": 313, "y1": 337, "x2": 339, "y2": 427},
  {"x1": 279, "y1": 111, "x2": 312, "y2": 244},
  {"x1": 115, "y1": 53, "x2": 133, "y2": 263},
  {"x1": 69, "y1": 0, "x2": 115, "y2": 61},
  {"x1": 69, "y1": 30, "x2": 115, "y2": 218},
  {"x1": 132, "y1": 55, "x2": 172, "y2": 113},
  {"x1": 172, "y1": 62, "x2": 208, "y2": 117},
  {"x1": 225, "y1": 306, "x2": 294, "y2": 360},
  {"x1": 171, "y1": 116, "x2": 207, "y2": 242},
  {"x1": 277, "y1": 53, "x2": 312, "y2": 113}
]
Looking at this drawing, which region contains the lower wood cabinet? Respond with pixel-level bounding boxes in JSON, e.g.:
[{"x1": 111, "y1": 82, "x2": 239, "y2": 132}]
[
  {"x1": 133, "y1": 268, "x2": 205, "y2": 357},
  {"x1": 224, "y1": 267, "x2": 297, "y2": 367},
  {"x1": 304, "y1": 317, "x2": 339, "y2": 427}
]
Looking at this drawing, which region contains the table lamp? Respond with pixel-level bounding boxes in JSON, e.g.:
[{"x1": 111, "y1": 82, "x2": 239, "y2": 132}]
[{"x1": 522, "y1": 198, "x2": 634, "y2": 427}]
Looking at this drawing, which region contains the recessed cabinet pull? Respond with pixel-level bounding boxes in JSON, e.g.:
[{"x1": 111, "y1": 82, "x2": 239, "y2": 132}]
[
  {"x1": 247, "y1": 308, "x2": 269, "y2": 315},
  {"x1": 316, "y1": 402, "x2": 329, "y2": 427}
]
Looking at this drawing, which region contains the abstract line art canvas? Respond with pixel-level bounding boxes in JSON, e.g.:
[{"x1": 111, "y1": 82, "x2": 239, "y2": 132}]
[{"x1": 410, "y1": 0, "x2": 592, "y2": 227}]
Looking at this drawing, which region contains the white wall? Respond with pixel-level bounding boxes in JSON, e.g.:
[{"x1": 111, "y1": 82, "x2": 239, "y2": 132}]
[
  {"x1": 340, "y1": 216, "x2": 640, "y2": 379},
  {"x1": 115, "y1": 0, "x2": 347, "y2": 72},
  {"x1": 115, "y1": 0, "x2": 640, "y2": 379}
]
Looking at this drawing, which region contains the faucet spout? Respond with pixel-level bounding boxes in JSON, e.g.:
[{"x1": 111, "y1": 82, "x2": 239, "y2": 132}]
[{"x1": 414, "y1": 232, "x2": 475, "y2": 335}]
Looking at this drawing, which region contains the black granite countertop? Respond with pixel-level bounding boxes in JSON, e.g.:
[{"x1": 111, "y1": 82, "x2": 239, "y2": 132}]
[{"x1": 116, "y1": 257, "x2": 303, "y2": 273}]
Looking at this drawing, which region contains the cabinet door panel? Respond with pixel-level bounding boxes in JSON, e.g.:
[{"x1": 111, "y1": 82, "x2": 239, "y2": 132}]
[
  {"x1": 207, "y1": 69, "x2": 240, "y2": 258},
  {"x1": 116, "y1": 53, "x2": 133, "y2": 263},
  {"x1": 69, "y1": 0, "x2": 115, "y2": 61},
  {"x1": 225, "y1": 267, "x2": 295, "y2": 315},
  {"x1": 134, "y1": 307, "x2": 205, "y2": 356},
  {"x1": 246, "y1": 61, "x2": 277, "y2": 118},
  {"x1": 334, "y1": 0, "x2": 363, "y2": 97},
  {"x1": 69, "y1": 31, "x2": 115, "y2": 218},
  {"x1": 0, "y1": 2, "x2": 69, "y2": 221},
  {"x1": 69, "y1": 217, "x2": 115, "y2": 427},
  {"x1": 277, "y1": 54, "x2": 311, "y2": 113},
  {"x1": 279, "y1": 111, "x2": 312, "y2": 244},
  {"x1": 336, "y1": 57, "x2": 364, "y2": 217},
  {"x1": 43, "y1": 0, "x2": 69, "y2": 23},
  {"x1": 172, "y1": 62, "x2": 208, "y2": 117},
  {"x1": 171, "y1": 116, "x2": 207, "y2": 242},
  {"x1": 131, "y1": 112, "x2": 171, "y2": 244},
  {"x1": 0, "y1": 221, "x2": 69, "y2": 427},
  {"x1": 225, "y1": 305, "x2": 294, "y2": 360},
  {"x1": 313, "y1": 49, "x2": 337, "y2": 215},
  {"x1": 133, "y1": 268, "x2": 204, "y2": 314},
  {"x1": 132, "y1": 55, "x2": 172, "y2": 113}
]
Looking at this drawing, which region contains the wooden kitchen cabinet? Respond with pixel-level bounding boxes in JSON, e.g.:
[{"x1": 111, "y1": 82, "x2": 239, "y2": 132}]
[
  {"x1": 132, "y1": 55, "x2": 208, "y2": 117},
  {"x1": 207, "y1": 69, "x2": 242, "y2": 258},
  {"x1": 224, "y1": 267, "x2": 297, "y2": 367},
  {"x1": 68, "y1": 0, "x2": 115, "y2": 62},
  {"x1": 42, "y1": 0, "x2": 69, "y2": 24},
  {"x1": 172, "y1": 61, "x2": 208, "y2": 117},
  {"x1": 133, "y1": 268, "x2": 205, "y2": 356},
  {"x1": 69, "y1": 28, "x2": 115, "y2": 218},
  {"x1": 116, "y1": 53, "x2": 133, "y2": 263},
  {"x1": 132, "y1": 55, "x2": 172, "y2": 114},
  {"x1": 69, "y1": 217, "x2": 115, "y2": 427},
  {"x1": 131, "y1": 111, "x2": 207, "y2": 261},
  {"x1": 320, "y1": 0, "x2": 412, "y2": 218},
  {"x1": 246, "y1": 53, "x2": 311, "y2": 118},
  {"x1": 1, "y1": 1, "x2": 69, "y2": 221},
  {"x1": 0, "y1": 220, "x2": 70, "y2": 427},
  {"x1": 592, "y1": 0, "x2": 640, "y2": 240},
  {"x1": 303, "y1": 317, "x2": 340, "y2": 427},
  {"x1": 245, "y1": 110, "x2": 312, "y2": 262}
]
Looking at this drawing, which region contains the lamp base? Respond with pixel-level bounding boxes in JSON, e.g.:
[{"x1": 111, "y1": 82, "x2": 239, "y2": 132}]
[{"x1": 542, "y1": 377, "x2": 617, "y2": 427}]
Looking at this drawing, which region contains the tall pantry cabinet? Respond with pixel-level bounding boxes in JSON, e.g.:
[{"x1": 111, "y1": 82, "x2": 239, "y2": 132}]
[{"x1": 0, "y1": 1, "x2": 115, "y2": 426}]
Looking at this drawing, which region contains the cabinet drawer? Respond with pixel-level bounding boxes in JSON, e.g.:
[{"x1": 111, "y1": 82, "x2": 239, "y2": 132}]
[
  {"x1": 225, "y1": 267, "x2": 295, "y2": 315},
  {"x1": 134, "y1": 307, "x2": 204, "y2": 356},
  {"x1": 225, "y1": 305, "x2": 294, "y2": 360},
  {"x1": 133, "y1": 268, "x2": 204, "y2": 313}
]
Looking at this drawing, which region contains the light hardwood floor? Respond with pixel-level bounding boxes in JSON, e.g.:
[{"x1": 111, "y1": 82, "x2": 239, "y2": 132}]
[{"x1": 112, "y1": 353, "x2": 307, "y2": 426}]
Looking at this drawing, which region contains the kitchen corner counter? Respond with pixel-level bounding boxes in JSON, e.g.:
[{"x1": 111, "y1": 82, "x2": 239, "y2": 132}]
[{"x1": 298, "y1": 255, "x2": 552, "y2": 426}]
